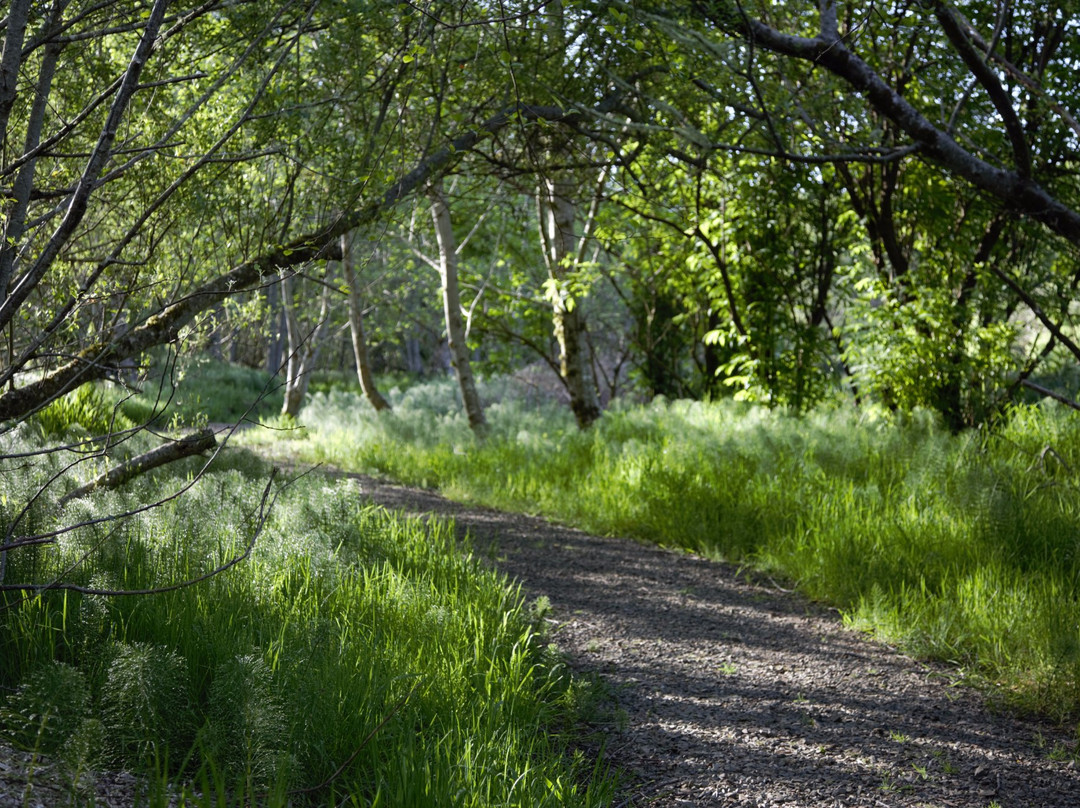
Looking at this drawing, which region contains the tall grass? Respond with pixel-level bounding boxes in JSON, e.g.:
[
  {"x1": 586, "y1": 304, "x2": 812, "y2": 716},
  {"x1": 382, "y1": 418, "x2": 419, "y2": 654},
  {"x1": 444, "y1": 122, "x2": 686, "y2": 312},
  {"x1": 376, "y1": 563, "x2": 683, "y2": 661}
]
[
  {"x1": 281, "y1": 378, "x2": 1080, "y2": 719},
  {"x1": 116, "y1": 354, "x2": 286, "y2": 428},
  {"x1": 0, "y1": 428, "x2": 611, "y2": 806}
]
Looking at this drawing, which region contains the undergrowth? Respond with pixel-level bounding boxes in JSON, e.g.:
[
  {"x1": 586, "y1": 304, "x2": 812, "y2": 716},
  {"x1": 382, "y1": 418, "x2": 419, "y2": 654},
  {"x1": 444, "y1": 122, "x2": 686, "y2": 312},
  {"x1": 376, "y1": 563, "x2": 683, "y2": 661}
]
[
  {"x1": 270, "y1": 378, "x2": 1080, "y2": 721},
  {"x1": 0, "y1": 427, "x2": 611, "y2": 806},
  {"x1": 117, "y1": 354, "x2": 286, "y2": 428}
]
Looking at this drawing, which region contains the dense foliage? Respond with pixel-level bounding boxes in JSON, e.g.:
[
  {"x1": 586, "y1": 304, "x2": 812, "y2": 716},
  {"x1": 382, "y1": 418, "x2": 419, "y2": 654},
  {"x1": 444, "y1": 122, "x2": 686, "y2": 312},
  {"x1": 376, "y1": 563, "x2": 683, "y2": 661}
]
[
  {"x1": 275, "y1": 378, "x2": 1080, "y2": 719},
  {"x1": 1, "y1": 0, "x2": 1079, "y2": 428}
]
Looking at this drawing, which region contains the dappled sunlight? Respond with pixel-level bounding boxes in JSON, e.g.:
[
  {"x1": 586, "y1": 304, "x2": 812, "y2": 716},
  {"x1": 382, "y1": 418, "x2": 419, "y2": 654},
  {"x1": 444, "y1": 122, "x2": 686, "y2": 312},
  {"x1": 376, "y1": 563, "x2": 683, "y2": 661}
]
[
  {"x1": 296, "y1": 393, "x2": 1080, "y2": 716},
  {"x1": 0, "y1": 449, "x2": 611, "y2": 806}
]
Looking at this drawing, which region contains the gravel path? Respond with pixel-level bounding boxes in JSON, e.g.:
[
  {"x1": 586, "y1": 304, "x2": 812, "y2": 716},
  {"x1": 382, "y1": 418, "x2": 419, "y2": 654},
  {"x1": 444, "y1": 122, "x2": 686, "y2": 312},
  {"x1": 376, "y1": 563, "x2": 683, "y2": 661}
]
[{"x1": 349, "y1": 472, "x2": 1080, "y2": 808}]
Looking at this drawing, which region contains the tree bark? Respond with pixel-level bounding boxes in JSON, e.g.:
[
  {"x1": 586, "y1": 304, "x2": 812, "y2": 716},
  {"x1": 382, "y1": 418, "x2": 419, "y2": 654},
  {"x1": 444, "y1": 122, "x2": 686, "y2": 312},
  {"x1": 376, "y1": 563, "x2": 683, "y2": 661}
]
[
  {"x1": 0, "y1": 101, "x2": 606, "y2": 425},
  {"x1": 58, "y1": 428, "x2": 217, "y2": 506},
  {"x1": 0, "y1": 0, "x2": 32, "y2": 145},
  {"x1": 429, "y1": 181, "x2": 487, "y2": 436},
  {"x1": 265, "y1": 280, "x2": 285, "y2": 375},
  {"x1": 342, "y1": 233, "x2": 391, "y2": 412},
  {"x1": 537, "y1": 176, "x2": 600, "y2": 429},
  {"x1": 0, "y1": 0, "x2": 170, "y2": 332},
  {"x1": 0, "y1": 1, "x2": 64, "y2": 303},
  {"x1": 693, "y1": 2, "x2": 1080, "y2": 246}
]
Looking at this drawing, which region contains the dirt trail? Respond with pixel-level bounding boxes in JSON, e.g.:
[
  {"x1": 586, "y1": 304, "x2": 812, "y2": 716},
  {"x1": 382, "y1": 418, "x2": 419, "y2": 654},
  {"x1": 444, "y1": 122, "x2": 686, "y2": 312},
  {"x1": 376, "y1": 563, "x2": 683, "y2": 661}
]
[{"x1": 349, "y1": 472, "x2": 1080, "y2": 808}]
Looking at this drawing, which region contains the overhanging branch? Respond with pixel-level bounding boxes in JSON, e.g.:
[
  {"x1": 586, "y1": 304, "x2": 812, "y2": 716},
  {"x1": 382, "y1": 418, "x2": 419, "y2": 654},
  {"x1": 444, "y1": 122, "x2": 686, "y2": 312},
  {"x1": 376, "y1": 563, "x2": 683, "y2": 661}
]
[
  {"x1": 691, "y1": 1, "x2": 1080, "y2": 246},
  {"x1": 0, "y1": 101, "x2": 608, "y2": 423},
  {"x1": 58, "y1": 428, "x2": 218, "y2": 506}
]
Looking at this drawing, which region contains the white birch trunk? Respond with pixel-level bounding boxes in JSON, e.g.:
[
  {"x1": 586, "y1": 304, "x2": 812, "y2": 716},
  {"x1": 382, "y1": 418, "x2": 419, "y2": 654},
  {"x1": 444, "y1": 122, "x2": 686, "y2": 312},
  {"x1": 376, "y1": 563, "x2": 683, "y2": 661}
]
[
  {"x1": 280, "y1": 272, "x2": 329, "y2": 418},
  {"x1": 538, "y1": 176, "x2": 600, "y2": 429},
  {"x1": 429, "y1": 182, "x2": 487, "y2": 436}
]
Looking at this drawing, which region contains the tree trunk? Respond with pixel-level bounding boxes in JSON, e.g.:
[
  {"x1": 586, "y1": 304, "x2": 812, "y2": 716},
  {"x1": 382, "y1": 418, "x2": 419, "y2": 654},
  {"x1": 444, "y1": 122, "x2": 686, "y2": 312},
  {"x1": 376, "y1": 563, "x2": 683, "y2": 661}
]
[
  {"x1": 537, "y1": 176, "x2": 600, "y2": 429},
  {"x1": 265, "y1": 281, "x2": 285, "y2": 375},
  {"x1": 0, "y1": 102, "x2": 602, "y2": 424},
  {"x1": 280, "y1": 271, "x2": 330, "y2": 418},
  {"x1": 0, "y1": 0, "x2": 170, "y2": 333},
  {"x1": 342, "y1": 233, "x2": 391, "y2": 412},
  {"x1": 429, "y1": 182, "x2": 487, "y2": 436},
  {"x1": 0, "y1": 3, "x2": 62, "y2": 305}
]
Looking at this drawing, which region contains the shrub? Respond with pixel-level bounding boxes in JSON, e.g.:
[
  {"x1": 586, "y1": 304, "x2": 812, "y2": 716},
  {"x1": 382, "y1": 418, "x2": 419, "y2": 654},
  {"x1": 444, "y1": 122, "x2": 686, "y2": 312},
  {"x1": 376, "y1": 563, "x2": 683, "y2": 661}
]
[
  {"x1": 3, "y1": 661, "x2": 90, "y2": 754},
  {"x1": 101, "y1": 642, "x2": 195, "y2": 767}
]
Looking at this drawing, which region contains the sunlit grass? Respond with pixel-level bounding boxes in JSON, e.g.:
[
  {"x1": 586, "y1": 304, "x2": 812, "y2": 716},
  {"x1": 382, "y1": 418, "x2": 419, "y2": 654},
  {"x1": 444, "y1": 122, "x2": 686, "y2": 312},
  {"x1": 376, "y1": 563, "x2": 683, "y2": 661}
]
[
  {"x1": 116, "y1": 355, "x2": 286, "y2": 428},
  {"x1": 0, "y1": 434, "x2": 612, "y2": 806},
  {"x1": 279, "y1": 378, "x2": 1080, "y2": 719}
]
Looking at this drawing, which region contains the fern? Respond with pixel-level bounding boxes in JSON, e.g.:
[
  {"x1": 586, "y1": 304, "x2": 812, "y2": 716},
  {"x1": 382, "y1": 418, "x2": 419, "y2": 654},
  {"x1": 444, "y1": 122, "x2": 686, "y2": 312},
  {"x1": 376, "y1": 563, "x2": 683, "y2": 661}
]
[
  {"x1": 3, "y1": 661, "x2": 90, "y2": 755},
  {"x1": 205, "y1": 653, "x2": 290, "y2": 791}
]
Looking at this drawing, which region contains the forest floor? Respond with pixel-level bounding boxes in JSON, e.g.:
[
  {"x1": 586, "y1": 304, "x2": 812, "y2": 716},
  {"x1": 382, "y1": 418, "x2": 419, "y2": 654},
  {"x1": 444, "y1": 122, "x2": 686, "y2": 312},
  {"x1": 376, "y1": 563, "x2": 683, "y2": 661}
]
[
  {"x1": 350, "y1": 471, "x2": 1080, "y2": 808},
  {"x1": 5, "y1": 463, "x2": 1080, "y2": 807}
]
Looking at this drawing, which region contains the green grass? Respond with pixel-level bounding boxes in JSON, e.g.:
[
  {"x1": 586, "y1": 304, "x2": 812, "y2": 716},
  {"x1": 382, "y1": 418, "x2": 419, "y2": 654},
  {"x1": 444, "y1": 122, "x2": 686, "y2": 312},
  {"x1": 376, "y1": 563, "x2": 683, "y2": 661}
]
[
  {"x1": 0, "y1": 430, "x2": 612, "y2": 806},
  {"x1": 269, "y1": 378, "x2": 1080, "y2": 720},
  {"x1": 115, "y1": 355, "x2": 286, "y2": 428}
]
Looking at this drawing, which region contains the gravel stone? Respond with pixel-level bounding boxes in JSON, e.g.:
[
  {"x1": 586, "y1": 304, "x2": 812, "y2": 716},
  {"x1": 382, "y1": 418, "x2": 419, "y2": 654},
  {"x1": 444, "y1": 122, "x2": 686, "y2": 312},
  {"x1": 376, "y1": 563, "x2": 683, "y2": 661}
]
[{"x1": 4, "y1": 467, "x2": 1078, "y2": 807}]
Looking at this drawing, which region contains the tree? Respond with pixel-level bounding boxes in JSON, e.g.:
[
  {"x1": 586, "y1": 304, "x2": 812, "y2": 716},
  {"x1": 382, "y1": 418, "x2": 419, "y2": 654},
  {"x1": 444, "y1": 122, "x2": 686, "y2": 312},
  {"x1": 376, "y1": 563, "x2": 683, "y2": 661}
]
[
  {"x1": 341, "y1": 233, "x2": 392, "y2": 412},
  {"x1": 0, "y1": 0, "x2": 617, "y2": 589},
  {"x1": 279, "y1": 268, "x2": 332, "y2": 418},
  {"x1": 535, "y1": 166, "x2": 603, "y2": 427},
  {"x1": 0, "y1": 0, "x2": 604, "y2": 428},
  {"x1": 672, "y1": 0, "x2": 1080, "y2": 407},
  {"x1": 426, "y1": 179, "x2": 487, "y2": 435}
]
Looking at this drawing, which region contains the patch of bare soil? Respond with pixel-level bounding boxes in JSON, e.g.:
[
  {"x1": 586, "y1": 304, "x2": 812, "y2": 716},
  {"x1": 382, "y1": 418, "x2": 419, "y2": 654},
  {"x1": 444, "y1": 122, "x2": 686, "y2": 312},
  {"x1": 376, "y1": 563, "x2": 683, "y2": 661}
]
[
  {"x1": 348, "y1": 473, "x2": 1080, "y2": 808},
  {"x1": 0, "y1": 743, "x2": 162, "y2": 807}
]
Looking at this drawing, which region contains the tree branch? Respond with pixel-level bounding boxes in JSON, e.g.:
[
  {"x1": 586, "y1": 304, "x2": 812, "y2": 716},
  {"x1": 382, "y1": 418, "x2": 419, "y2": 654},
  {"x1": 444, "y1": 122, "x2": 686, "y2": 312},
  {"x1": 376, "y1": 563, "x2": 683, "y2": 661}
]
[
  {"x1": 58, "y1": 428, "x2": 218, "y2": 506},
  {"x1": 989, "y1": 264, "x2": 1080, "y2": 364},
  {"x1": 692, "y1": 2, "x2": 1080, "y2": 245},
  {"x1": 1, "y1": 470, "x2": 279, "y2": 596},
  {"x1": 1021, "y1": 379, "x2": 1080, "y2": 412},
  {"x1": 0, "y1": 101, "x2": 614, "y2": 423},
  {"x1": 932, "y1": 1, "x2": 1030, "y2": 178},
  {"x1": 0, "y1": 0, "x2": 170, "y2": 332}
]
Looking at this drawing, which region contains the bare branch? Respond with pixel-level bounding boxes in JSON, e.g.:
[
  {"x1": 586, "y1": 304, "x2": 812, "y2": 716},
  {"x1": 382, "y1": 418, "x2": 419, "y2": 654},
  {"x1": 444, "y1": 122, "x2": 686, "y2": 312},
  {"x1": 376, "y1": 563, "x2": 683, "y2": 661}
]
[
  {"x1": 989, "y1": 264, "x2": 1080, "y2": 363},
  {"x1": 0, "y1": 471, "x2": 280, "y2": 596},
  {"x1": 692, "y1": 2, "x2": 1080, "y2": 245},
  {"x1": 932, "y1": 1, "x2": 1031, "y2": 178},
  {"x1": 1021, "y1": 379, "x2": 1080, "y2": 413},
  {"x1": 0, "y1": 0, "x2": 170, "y2": 332}
]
